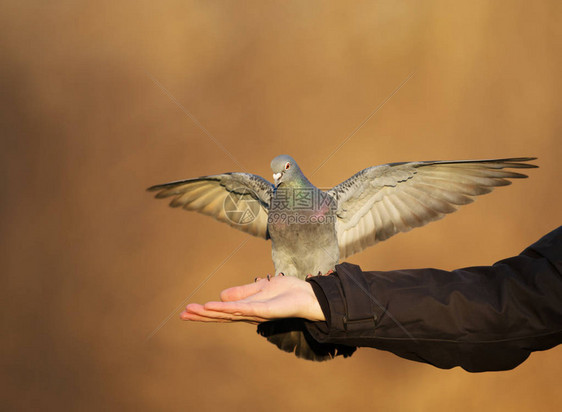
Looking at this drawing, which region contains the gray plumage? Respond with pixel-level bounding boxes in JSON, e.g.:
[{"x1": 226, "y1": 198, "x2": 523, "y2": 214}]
[
  {"x1": 268, "y1": 155, "x2": 340, "y2": 279},
  {"x1": 148, "y1": 155, "x2": 537, "y2": 360}
]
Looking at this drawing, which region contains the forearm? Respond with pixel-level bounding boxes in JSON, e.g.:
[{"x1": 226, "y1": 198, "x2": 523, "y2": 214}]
[{"x1": 305, "y1": 227, "x2": 562, "y2": 371}]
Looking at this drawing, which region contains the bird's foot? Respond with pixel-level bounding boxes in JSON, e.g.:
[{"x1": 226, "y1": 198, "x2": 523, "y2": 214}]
[
  {"x1": 305, "y1": 269, "x2": 334, "y2": 279},
  {"x1": 254, "y1": 274, "x2": 270, "y2": 282},
  {"x1": 255, "y1": 273, "x2": 283, "y2": 282}
]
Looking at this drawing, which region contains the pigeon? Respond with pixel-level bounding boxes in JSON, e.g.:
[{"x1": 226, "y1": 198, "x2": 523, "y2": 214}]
[{"x1": 148, "y1": 155, "x2": 537, "y2": 360}]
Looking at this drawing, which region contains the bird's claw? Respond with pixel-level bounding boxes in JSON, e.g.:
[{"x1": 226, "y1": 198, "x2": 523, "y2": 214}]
[
  {"x1": 306, "y1": 270, "x2": 334, "y2": 279},
  {"x1": 255, "y1": 274, "x2": 274, "y2": 282}
]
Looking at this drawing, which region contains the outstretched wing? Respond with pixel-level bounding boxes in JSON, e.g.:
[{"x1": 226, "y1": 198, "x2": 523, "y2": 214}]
[
  {"x1": 328, "y1": 157, "x2": 537, "y2": 259},
  {"x1": 148, "y1": 173, "x2": 274, "y2": 239}
]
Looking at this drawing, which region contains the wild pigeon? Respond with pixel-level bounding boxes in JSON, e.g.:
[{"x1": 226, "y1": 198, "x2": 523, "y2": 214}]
[{"x1": 148, "y1": 155, "x2": 537, "y2": 360}]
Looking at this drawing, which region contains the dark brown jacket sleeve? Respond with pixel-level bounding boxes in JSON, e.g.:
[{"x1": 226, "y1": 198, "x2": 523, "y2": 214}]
[{"x1": 305, "y1": 226, "x2": 562, "y2": 372}]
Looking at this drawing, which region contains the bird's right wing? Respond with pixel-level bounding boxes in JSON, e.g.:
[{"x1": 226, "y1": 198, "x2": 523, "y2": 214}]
[
  {"x1": 328, "y1": 157, "x2": 537, "y2": 258},
  {"x1": 148, "y1": 173, "x2": 274, "y2": 239}
]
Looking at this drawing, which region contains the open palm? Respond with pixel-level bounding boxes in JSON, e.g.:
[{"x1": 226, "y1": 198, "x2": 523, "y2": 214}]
[{"x1": 180, "y1": 276, "x2": 325, "y2": 324}]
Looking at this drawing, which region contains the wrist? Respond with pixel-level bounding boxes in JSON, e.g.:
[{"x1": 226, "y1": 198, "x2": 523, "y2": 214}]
[{"x1": 304, "y1": 282, "x2": 326, "y2": 321}]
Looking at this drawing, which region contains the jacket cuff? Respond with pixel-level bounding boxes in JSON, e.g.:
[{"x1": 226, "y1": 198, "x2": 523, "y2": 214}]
[
  {"x1": 306, "y1": 262, "x2": 381, "y2": 339},
  {"x1": 307, "y1": 273, "x2": 346, "y2": 332}
]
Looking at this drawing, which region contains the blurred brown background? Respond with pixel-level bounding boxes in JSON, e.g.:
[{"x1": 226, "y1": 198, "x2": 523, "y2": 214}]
[{"x1": 1, "y1": 1, "x2": 561, "y2": 410}]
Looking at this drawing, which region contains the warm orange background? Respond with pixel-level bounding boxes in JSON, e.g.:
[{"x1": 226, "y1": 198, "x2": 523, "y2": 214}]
[{"x1": 1, "y1": 1, "x2": 561, "y2": 410}]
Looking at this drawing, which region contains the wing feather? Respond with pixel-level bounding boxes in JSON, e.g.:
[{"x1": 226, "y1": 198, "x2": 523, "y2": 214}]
[
  {"x1": 148, "y1": 173, "x2": 274, "y2": 239},
  {"x1": 330, "y1": 157, "x2": 537, "y2": 258}
]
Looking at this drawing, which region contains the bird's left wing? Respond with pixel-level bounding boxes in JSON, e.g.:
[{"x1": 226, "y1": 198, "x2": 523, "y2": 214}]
[
  {"x1": 328, "y1": 157, "x2": 537, "y2": 259},
  {"x1": 148, "y1": 173, "x2": 274, "y2": 239}
]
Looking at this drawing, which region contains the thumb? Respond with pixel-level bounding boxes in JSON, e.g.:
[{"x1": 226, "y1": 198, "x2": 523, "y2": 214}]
[{"x1": 220, "y1": 279, "x2": 265, "y2": 302}]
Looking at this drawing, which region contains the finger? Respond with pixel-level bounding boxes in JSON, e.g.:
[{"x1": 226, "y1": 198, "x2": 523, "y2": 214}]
[
  {"x1": 180, "y1": 311, "x2": 232, "y2": 323},
  {"x1": 181, "y1": 304, "x2": 232, "y2": 322},
  {"x1": 181, "y1": 311, "x2": 265, "y2": 323},
  {"x1": 220, "y1": 280, "x2": 266, "y2": 302},
  {"x1": 204, "y1": 300, "x2": 269, "y2": 319},
  {"x1": 188, "y1": 302, "x2": 269, "y2": 323}
]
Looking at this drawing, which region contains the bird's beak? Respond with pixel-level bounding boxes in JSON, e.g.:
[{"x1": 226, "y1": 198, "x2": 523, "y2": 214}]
[{"x1": 273, "y1": 172, "x2": 282, "y2": 185}]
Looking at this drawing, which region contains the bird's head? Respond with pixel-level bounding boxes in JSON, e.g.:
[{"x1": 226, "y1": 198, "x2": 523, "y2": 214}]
[{"x1": 271, "y1": 155, "x2": 301, "y2": 186}]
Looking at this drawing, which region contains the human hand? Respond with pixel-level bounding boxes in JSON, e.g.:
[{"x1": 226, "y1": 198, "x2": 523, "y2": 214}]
[{"x1": 180, "y1": 275, "x2": 326, "y2": 324}]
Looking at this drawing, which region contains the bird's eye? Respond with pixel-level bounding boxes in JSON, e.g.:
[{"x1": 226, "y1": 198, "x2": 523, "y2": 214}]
[{"x1": 285, "y1": 162, "x2": 290, "y2": 170}]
